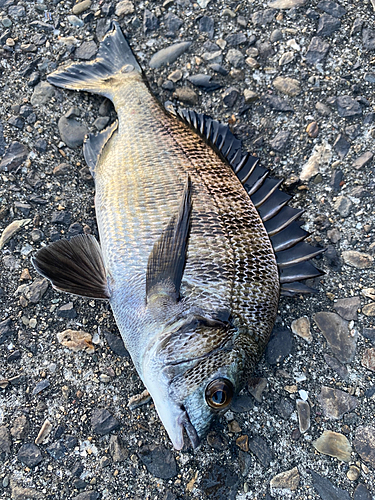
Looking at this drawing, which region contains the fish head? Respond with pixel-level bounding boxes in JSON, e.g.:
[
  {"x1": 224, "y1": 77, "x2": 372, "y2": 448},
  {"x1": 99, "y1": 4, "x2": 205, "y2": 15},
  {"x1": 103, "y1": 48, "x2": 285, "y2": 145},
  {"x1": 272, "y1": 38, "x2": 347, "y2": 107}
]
[{"x1": 142, "y1": 314, "x2": 243, "y2": 450}]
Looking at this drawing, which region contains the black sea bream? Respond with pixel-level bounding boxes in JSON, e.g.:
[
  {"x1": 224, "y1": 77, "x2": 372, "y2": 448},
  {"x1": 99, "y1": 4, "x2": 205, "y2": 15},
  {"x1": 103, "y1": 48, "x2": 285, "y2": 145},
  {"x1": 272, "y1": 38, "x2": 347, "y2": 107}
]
[{"x1": 33, "y1": 23, "x2": 323, "y2": 450}]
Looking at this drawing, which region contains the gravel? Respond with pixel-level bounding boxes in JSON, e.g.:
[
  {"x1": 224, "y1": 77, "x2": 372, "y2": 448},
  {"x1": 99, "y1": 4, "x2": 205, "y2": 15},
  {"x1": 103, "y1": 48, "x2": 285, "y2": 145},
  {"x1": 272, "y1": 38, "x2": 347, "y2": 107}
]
[{"x1": 1, "y1": 0, "x2": 375, "y2": 499}]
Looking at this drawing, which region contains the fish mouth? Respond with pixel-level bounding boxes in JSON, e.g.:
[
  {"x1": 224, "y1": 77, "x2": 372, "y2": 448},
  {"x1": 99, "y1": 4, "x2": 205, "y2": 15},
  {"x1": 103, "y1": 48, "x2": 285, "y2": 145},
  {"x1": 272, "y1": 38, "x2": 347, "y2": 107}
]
[{"x1": 178, "y1": 408, "x2": 200, "y2": 450}]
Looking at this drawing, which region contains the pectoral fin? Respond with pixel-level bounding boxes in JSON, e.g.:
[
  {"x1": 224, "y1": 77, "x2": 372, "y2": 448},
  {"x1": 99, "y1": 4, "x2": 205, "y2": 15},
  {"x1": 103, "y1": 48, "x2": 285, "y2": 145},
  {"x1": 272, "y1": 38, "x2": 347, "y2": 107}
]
[
  {"x1": 146, "y1": 176, "x2": 192, "y2": 305},
  {"x1": 32, "y1": 234, "x2": 110, "y2": 299}
]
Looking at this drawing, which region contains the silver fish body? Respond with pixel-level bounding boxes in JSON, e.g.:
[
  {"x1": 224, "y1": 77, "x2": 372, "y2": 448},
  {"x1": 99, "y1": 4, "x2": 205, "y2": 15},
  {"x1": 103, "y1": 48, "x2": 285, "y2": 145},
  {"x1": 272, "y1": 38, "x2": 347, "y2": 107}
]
[{"x1": 32, "y1": 23, "x2": 322, "y2": 449}]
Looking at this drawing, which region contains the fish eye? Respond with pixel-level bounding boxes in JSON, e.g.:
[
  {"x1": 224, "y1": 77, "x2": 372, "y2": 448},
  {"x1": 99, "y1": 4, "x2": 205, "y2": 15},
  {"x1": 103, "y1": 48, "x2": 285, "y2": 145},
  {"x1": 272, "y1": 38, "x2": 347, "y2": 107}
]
[{"x1": 205, "y1": 378, "x2": 234, "y2": 409}]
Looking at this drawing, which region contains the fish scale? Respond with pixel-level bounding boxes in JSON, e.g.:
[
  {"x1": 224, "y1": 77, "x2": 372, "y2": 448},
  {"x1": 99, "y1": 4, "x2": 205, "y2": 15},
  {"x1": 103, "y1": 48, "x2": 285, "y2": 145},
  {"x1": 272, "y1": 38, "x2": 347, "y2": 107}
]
[{"x1": 32, "y1": 23, "x2": 323, "y2": 450}]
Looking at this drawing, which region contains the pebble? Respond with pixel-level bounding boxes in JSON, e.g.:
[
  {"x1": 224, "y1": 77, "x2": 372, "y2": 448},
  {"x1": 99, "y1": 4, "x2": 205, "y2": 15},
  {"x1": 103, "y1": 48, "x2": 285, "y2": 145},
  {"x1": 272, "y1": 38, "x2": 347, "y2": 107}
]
[
  {"x1": 313, "y1": 430, "x2": 352, "y2": 462},
  {"x1": 269, "y1": 0, "x2": 305, "y2": 7},
  {"x1": 200, "y1": 464, "x2": 238, "y2": 500},
  {"x1": 165, "y1": 13, "x2": 183, "y2": 36},
  {"x1": 317, "y1": 14, "x2": 341, "y2": 37},
  {"x1": 354, "y1": 483, "x2": 372, "y2": 500},
  {"x1": 318, "y1": 386, "x2": 358, "y2": 419},
  {"x1": 26, "y1": 279, "x2": 49, "y2": 303},
  {"x1": 149, "y1": 41, "x2": 192, "y2": 68},
  {"x1": 35, "y1": 419, "x2": 52, "y2": 445},
  {"x1": 47, "y1": 441, "x2": 67, "y2": 460},
  {"x1": 32, "y1": 379, "x2": 50, "y2": 396},
  {"x1": 296, "y1": 399, "x2": 310, "y2": 433},
  {"x1": 342, "y1": 250, "x2": 373, "y2": 269},
  {"x1": 138, "y1": 444, "x2": 177, "y2": 479},
  {"x1": 269, "y1": 130, "x2": 290, "y2": 151},
  {"x1": 279, "y1": 51, "x2": 294, "y2": 65},
  {"x1": 314, "y1": 311, "x2": 357, "y2": 363},
  {"x1": 75, "y1": 41, "x2": 97, "y2": 60},
  {"x1": 334, "y1": 196, "x2": 352, "y2": 217},
  {"x1": 333, "y1": 134, "x2": 350, "y2": 159},
  {"x1": 336, "y1": 96, "x2": 362, "y2": 118},
  {"x1": 362, "y1": 303, "x2": 375, "y2": 317},
  {"x1": 354, "y1": 151, "x2": 373, "y2": 169},
  {"x1": 354, "y1": 426, "x2": 375, "y2": 467},
  {"x1": 115, "y1": 0, "x2": 134, "y2": 17},
  {"x1": 17, "y1": 443, "x2": 43, "y2": 468},
  {"x1": 226, "y1": 33, "x2": 247, "y2": 46},
  {"x1": 363, "y1": 28, "x2": 375, "y2": 51},
  {"x1": 143, "y1": 9, "x2": 159, "y2": 34},
  {"x1": 231, "y1": 394, "x2": 254, "y2": 413},
  {"x1": 58, "y1": 116, "x2": 88, "y2": 149},
  {"x1": 109, "y1": 434, "x2": 128, "y2": 462},
  {"x1": 291, "y1": 316, "x2": 312, "y2": 342},
  {"x1": 198, "y1": 16, "x2": 214, "y2": 38},
  {"x1": 206, "y1": 431, "x2": 228, "y2": 451},
  {"x1": 57, "y1": 329, "x2": 95, "y2": 353},
  {"x1": 252, "y1": 9, "x2": 276, "y2": 26},
  {"x1": 0, "y1": 426, "x2": 11, "y2": 453},
  {"x1": 245, "y1": 56, "x2": 260, "y2": 69},
  {"x1": 197, "y1": 0, "x2": 211, "y2": 7},
  {"x1": 362, "y1": 348, "x2": 375, "y2": 372},
  {"x1": 270, "y1": 467, "x2": 300, "y2": 492},
  {"x1": 324, "y1": 354, "x2": 349, "y2": 379},
  {"x1": 0, "y1": 141, "x2": 29, "y2": 172},
  {"x1": 9, "y1": 481, "x2": 43, "y2": 500},
  {"x1": 187, "y1": 74, "x2": 221, "y2": 91},
  {"x1": 72, "y1": 493, "x2": 99, "y2": 500},
  {"x1": 72, "y1": 0, "x2": 91, "y2": 15},
  {"x1": 265, "y1": 328, "x2": 293, "y2": 365},
  {"x1": 202, "y1": 50, "x2": 223, "y2": 64},
  {"x1": 347, "y1": 465, "x2": 360, "y2": 481},
  {"x1": 248, "y1": 436, "x2": 273, "y2": 467},
  {"x1": 91, "y1": 408, "x2": 120, "y2": 435},
  {"x1": 226, "y1": 48, "x2": 244, "y2": 68},
  {"x1": 310, "y1": 470, "x2": 351, "y2": 500},
  {"x1": 10, "y1": 415, "x2": 29, "y2": 440},
  {"x1": 56, "y1": 302, "x2": 77, "y2": 319},
  {"x1": 244, "y1": 89, "x2": 259, "y2": 102},
  {"x1": 173, "y1": 87, "x2": 198, "y2": 105},
  {"x1": 236, "y1": 434, "x2": 249, "y2": 451},
  {"x1": 222, "y1": 87, "x2": 240, "y2": 107},
  {"x1": 263, "y1": 95, "x2": 294, "y2": 112},
  {"x1": 317, "y1": 1, "x2": 346, "y2": 18},
  {"x1": 104, "y1": 331, "x2": 129, "y2": 357},
  {"x1": 305, "y1": 36, "x2": 330, "y2": 64}
]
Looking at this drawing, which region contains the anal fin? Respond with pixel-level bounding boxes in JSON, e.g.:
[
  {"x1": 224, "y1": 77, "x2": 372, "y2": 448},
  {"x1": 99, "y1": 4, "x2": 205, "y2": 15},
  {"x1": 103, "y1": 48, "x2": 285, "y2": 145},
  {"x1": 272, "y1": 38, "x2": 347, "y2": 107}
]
[
  {"x1": 83, "y1": 120, "x2": 118, "y2": 176},
  {"x1": 32, "y1": 235, "x2": 110, "y2": 299}
]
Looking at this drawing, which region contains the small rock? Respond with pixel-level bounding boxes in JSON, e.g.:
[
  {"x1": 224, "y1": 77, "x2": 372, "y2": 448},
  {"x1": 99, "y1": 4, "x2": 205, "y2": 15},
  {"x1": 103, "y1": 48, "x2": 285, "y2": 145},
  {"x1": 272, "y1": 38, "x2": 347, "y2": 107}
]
[
  {"x1": 198, "y1": 16, "x2": 214, "y2": 38},
  {"x1": 336, "y1": 96, "x2": 362, "y2": 118},
  {"x1": 316, "y1": 101, "x2": 331, "y2": 115},
  {"x1": 0, "y1": 318, "x2": 14, "y2": 345},
  {"x1": 72, "y1": 0, "x2": 91, "y2": 15},
  {"x1": 363, "y1": 28, "x2": 375, "y2": 51},
  {"x1": 314, "y1": 311, "x2": 357, "y2": 363},
  {"x1": 317, "y1": 14, "x2": 341, "y2": 37},
  {"x1": 342, "y1": 250, "x2": 373, "y2": 269},
  {"x1": 313, "y1": 430, "x2": 352, "y2": 462},
  {"x1": 57, "y1": 329, "x2": 94, "y2": 353},
  {"x1": 26, "y1": 279, "x2": 49, "y2": 303},
  {"x1": 35, "y1": 419, "x2": 53, "y2": 445},
  {"x1": 300, "y1": 141, "x2": 332, "y2": 181},
  {"x1": 354, "y1": 483, "x2": 372, "y2": 500},
  {"x1": 206, "y1": 431, "x2": 228, "y2": 451},
  {"x1": 354, "y1": 426, "x2": 375, "y2": 467},
  {"x1": 265, "y1": 328, "x2": 293, "y2": 365},
  {"x1": 75, "y1": 41, "x2": 97, "y2": 60},
  {"x1": 17, "y1": 443, "x2": 43, "y2": 468},
  {"x1": 0, "y1": 426, "x2": 11, "y2": 453},
  {"x1": 226, "y1": 49, "x2": 244, "y2": 68},
  {"x1": 0, "y1": 141, "x2": 29, "y2": 172},
  {"x1": 305, "y1": 36, "x2": 330, "y2": 64},
  {"x1": 270, "y1": 467, "x2": 300, "y2": 492},
  {"x1": 333, "y1": 296, "x2": 360, "y2": 320},
  {"x1": 333, "y1": 134, "x2": 350, "y2": 159},
  {"x1": 279, "y1": 51, "x2": 295, "y2": 65},
  {"x1": 296, "y1": 400, "x2": 310, "y2": 433},
  {"x1": 58, "y1": 116, "x2": 89, "y2": 148},
  {"x1": 269, "y1": 130, "x2": 290, "y2": 151},
  {"x1": 363, "y1": 303, "x2": 375, "y2": 317},
  {"x1": 334, "y1": 196, "x2": 352, "y2": 217},
  {"x1": 347, "y1": 465, "x2": 360, "y2": 481},
  {"x1": 173, "y1": 87, "x2": 198, "y2": 105},
  {"x1": 149, "y1": 41, "x2": 192, "y2": 68},
  {"x1": 317, "y1": 386, "x2": 358, "y2": 419},
  {"x1": 362, "y1": 348, "x2": 375, "y2": 372},
  {"x1": 91, "y1": 408, "x2": 120, "y2": 435},
  {"x1": 9, "y1": 480, "x2": 43, "y2": 500},
  {"x1": 11, "y1": 415, "x2": 29, "y2": 440},
  {"x1": 354, "y1": 152, "x2": 373, "y2": 169},
  {"x1": 226, "y1": 33, "x2": 247, "y2": 46},
  {"x1": 56, "y1": 302, "x2": 77, "y2": 319},
  {"x1": 248, "y1": 378, "x2": 268, "y2": 402},
  {"x1": 115, "y1": 0, "x2": 134, "y2": 17},
  {"x1": 138, "y1": 444, "x2": 177, "y2": 479},
  {"x1": 236, "y1": 434, "x2": 249, "y2": 452},
  {"x1": 248, "y1": 436, "x2": 273, "y2": 467},
  {"x1": 47, "y1": 441, "x2": 67, "y2": 460},
  {"x1": 143, "y1": 9, "x2": 159, "y2": 34},
  {"x1": 252, "y1": 9, "x2": 276, "y2": 26},
  {"x1": 291, "y1": 316, "x2": 312, "y2": 342},
  {"x1": 109, "y1": 434, "x2": 128, "y2": 462},
  {"x1": 165, "y1": 13, "x2": 183, "y2": 36},
  {"x1": 306, "y1": 121, "x2": 319, "y2": 138},
  {"x1": 200, "y1": 464, "x2": 238, "y2": 499},
  {"x1": 127, "y1": 390, "x2": 151, "y2": 410},
  {"x1": 187, "y1": 74, "x2": 221, "y2": 91},
  {"x1": 104, "y1": 331, "x2": 129, "y2": 356},
  {"x1": 222, "y1": 87, "x2": 240, "y2": 107},
  {"x1": 362, "y1": 328, "x2": 375, "y2": 343},
  {"x1": 202, "y1": 50, "x2": 223, "y2": 64},
  {"x1": 30, "y1": 82, "x2": 55, "y2": 106},
  {"x1": 231, "y1": 394, "x2": 254, "y2": 413},
  {"x1": 244, "y1": 89, "x2": 258, "y2": 103},
  {"x1": 263, "y1": 95, "x2": 293, "y2": 112},
  {"x1": 311, "y1": 470, "x2": 351, "y2": 500},
  {"x1": 53, "y1": 163, "x2": 71, "y2": 175},
  {"x1": 317, "y1": 1, "x2": 346, "y2": 18},
  {"x1": 268, "y1": 0, "x2": 305, "y2": 7},
  {"x1": 32, "y1": 379, "x2": 50, "y2": 396}
]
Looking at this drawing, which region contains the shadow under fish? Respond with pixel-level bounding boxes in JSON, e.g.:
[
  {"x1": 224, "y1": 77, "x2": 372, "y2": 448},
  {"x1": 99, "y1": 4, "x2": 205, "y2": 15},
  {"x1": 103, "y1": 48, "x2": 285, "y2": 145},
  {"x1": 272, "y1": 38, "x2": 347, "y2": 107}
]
[{"x1": 32, "y1": 22, "x2": 323, "y2": 450}]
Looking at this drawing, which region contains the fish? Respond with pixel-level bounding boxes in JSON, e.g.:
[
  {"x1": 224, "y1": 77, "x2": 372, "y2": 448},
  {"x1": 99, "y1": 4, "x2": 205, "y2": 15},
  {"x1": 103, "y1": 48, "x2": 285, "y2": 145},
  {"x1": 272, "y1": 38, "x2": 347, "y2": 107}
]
[{"x1": 32, "y1": 22, "x2": 323, "y2": 450}]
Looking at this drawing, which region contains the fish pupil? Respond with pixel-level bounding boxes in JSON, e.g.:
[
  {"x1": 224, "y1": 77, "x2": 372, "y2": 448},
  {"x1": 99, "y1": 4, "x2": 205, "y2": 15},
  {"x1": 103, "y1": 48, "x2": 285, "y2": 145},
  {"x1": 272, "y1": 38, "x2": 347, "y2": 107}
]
[{"x1": 213, "y1": 391, "x2": 225, "y2": 404}]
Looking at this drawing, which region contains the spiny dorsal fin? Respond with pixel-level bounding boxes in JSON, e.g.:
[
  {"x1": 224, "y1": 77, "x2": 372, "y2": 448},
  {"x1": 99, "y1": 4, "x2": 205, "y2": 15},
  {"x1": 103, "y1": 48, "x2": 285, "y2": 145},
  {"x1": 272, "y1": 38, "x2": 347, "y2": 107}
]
[
  {"x1": 177, "y1": 108, "x2": 324, "y2": 297},
  {"x1": 83, "y1": 120, "x2": 118, "y2": 176},
  {"x1": 146, "y1": 176, "x2": 192, "y2": 306},
  {"x1": 32, "y1": 235, "x2": 110, "y2": 299}
]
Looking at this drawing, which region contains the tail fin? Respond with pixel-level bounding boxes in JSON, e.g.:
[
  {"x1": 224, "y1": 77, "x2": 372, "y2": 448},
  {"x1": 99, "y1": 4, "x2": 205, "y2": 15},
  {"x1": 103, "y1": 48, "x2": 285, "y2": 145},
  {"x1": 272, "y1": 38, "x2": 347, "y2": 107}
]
[{"x1": 47, "y1": 22, "x2": 142, "y2": 97}]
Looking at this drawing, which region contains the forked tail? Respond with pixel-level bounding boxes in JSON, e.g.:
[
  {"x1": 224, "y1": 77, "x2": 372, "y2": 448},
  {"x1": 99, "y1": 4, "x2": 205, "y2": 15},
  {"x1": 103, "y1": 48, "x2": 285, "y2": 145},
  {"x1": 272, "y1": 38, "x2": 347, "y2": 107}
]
[{"x1": 47, "y1": 22, "x2": 142, "y2": 98}]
